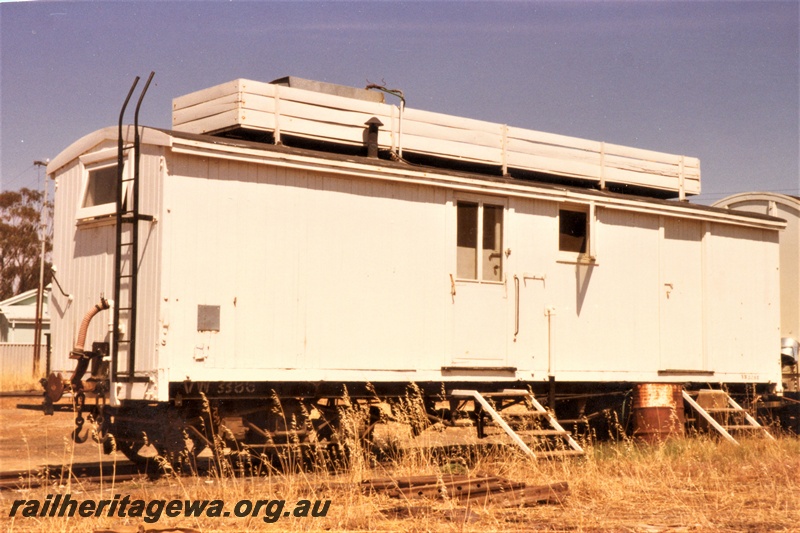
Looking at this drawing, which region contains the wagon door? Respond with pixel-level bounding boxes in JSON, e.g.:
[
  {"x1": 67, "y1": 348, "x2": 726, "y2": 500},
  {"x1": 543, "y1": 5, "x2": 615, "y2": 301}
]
[
  {"x1": 659, "y1": 217, "x2": 704, "y2": 372},
  {"x1": 450, "y1": 197, "x2": 509, "y2": 366}
]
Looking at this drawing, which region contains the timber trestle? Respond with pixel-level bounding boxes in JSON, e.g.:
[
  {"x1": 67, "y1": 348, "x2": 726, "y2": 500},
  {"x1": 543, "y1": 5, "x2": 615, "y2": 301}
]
[
  {"x1": 450, "y1": 389, "x2": 584, "y2": 460},
  {"x1": 682, "y1": 389, "x2": 775, "y2": 445}
]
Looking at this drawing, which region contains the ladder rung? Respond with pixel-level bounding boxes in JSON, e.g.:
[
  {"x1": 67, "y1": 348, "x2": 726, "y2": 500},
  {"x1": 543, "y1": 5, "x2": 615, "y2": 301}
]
[
  {"x1": 722, "y1": 425, "x2": 762, "y2": 430},
  {"x1": 119, "y1": 213, "x2": 154, "y2": 222}
]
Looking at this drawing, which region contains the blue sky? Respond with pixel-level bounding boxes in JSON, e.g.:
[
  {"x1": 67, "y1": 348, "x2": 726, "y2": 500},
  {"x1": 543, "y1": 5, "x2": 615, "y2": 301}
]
[{"x1": 1, "y1": 1, "x2": 798, "y2": 204}]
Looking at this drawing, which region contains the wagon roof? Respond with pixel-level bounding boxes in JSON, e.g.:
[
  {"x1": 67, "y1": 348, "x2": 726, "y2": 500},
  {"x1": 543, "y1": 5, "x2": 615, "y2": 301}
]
[
  {"x1": 47, "y1": 125, "x2": 786, "y2": 230},
  {"x1": 164, "y1": 127, "x2": 786, "y2": 229}
]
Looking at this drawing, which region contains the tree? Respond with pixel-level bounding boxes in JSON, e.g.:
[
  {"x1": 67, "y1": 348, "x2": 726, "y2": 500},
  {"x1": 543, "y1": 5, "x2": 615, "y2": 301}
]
[{"x1": 0, "y1": 187, "x2": 52, "y2": 301}]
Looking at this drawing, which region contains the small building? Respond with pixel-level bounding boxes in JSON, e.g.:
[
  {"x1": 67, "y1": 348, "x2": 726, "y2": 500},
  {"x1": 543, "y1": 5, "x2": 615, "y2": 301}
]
[
  {"x1": 0, "y1": 287, "x2": 50, "y2": 384},
  {"x1": 0, "y1": 287, "x2": 50, "y2": 344}
]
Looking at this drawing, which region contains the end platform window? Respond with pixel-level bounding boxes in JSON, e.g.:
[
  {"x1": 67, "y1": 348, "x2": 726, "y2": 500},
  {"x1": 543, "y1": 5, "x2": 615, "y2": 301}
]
[
  {"x1": 78, "y1": 158, "x2": 128, "y2": 222},
  {"x1": 83, "y1": 164, "x2": 119, "y2": 208}
]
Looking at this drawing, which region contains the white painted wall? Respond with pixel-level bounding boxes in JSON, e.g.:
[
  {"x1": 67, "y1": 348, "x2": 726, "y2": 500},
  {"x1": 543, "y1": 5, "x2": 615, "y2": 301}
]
[
  {"x1": 161, "y1": 154, "x2": 450, "y2": 383},
  {"x1": 49, "y1": 140, "x2": 165, "y2": 387}
]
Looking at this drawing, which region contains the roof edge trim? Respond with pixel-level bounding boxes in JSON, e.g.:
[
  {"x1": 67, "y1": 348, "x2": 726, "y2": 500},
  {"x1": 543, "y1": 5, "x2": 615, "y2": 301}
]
[{"x1": 47, "y1": 126, "x2": 172, "y2": 175}]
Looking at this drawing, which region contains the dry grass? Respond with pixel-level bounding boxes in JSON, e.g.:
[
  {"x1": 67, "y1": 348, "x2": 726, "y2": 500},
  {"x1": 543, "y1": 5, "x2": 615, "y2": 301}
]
[
  {"x1": 2, "y1": 389, "x2": 798, "y2": 532},
  {"x1": 2, "y1": 423, "x2": 799, "y2": 533}
]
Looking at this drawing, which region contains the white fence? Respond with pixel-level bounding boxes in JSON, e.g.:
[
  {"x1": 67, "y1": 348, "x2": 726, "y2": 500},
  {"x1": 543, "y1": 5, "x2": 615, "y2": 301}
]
[{"x1": 0, "y1": 343, "x2": 48, "y2": 385}]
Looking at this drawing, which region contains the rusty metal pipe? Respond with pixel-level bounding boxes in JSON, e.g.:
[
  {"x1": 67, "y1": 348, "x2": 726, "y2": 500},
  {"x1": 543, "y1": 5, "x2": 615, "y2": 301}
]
[
  {"x1": 69, "y1": 298, "x2": 109, "y2": 390},
  {"x1": 71, "y1": 298, "x2": 110, "y2": 359}
]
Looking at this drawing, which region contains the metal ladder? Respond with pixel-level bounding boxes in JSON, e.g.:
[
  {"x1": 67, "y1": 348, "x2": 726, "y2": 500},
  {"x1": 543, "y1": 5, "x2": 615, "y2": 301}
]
[
  {"x1": 112, "y1": 72, "x2": 155, "y2": 383},
  {"x1": 450, "y1": 389, "x2": 584, "y2": 459},
  {"x1": 682, "y1": 389, "x2": 775, "y2": 445}
]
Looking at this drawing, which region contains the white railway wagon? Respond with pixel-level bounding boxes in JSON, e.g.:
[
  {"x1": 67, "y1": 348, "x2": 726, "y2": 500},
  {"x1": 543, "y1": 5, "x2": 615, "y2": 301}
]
[{"x1": 42, "y1": 76, "x2": 786, "y2": 461}]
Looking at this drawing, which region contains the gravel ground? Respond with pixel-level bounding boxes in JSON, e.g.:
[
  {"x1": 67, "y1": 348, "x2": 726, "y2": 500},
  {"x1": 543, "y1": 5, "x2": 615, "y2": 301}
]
[{"x1": 0, "y1": 396, "x2": 129, "y2": 473}]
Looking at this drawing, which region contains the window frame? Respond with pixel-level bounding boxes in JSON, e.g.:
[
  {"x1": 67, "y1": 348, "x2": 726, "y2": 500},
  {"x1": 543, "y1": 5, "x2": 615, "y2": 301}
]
[
  {"x1": 455, "y1": 194, "x2": 506, "y2": 284},
  {"x1": 77, "y1": 149, "x2": 130, "y2": 222},
  {"x1": 557, "y1": 203, "x2": 596, "y2": 264}
]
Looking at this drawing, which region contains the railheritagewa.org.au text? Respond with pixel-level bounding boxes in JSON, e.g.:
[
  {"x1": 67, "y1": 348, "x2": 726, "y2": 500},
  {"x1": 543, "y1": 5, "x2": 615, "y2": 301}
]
[{"x1": 8, "y1": 494, "x2": 331, "y2": 523}]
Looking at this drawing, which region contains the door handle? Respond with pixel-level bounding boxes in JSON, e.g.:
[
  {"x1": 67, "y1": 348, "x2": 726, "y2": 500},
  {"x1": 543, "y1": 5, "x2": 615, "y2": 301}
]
[{"x1": 514, "y1": 275, "x2": 520, "y2": 339}]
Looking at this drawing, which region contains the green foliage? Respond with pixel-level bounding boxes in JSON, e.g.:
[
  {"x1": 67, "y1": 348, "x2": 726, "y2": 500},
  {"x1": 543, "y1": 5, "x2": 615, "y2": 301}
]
[{"x1": 0, "y1": 187, "x2": 52, "y2": 300}]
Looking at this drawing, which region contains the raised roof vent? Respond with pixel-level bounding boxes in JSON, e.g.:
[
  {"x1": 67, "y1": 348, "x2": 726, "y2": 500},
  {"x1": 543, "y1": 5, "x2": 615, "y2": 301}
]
[{"x1": 172, "y1": 77, "x2": 701, "y2": 199}]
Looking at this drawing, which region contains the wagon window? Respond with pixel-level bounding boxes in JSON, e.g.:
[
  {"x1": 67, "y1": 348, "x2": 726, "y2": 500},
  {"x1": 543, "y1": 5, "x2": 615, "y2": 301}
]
[
  {"x1": 482, "y1": 204, "x2": 503, "y2": 281},
  {"x1": 457, "y1": 202, "x2": 478, "y2": 279},
  {"x1": 83, "y1": 164, "x2": 118, "y2": 208},
  {"x1": 77, "y1": 159, "x2": 128, "y2": 222},
  {"x1": 559, "y1": 208, "x2": 588, "y2": 254},
  {"x1": 457, "y1": 200, "x2": 504, "y2": 281}
]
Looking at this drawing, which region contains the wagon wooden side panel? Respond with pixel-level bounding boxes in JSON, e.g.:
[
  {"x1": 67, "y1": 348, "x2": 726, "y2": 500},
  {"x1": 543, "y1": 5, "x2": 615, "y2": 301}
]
[{"x1": 160, "y1": 152, "x2": 451, "y2": 385}]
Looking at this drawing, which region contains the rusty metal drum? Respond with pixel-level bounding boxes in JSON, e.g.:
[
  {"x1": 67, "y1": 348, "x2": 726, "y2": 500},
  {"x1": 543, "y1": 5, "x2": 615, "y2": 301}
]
[{"x1": 632, "y1": 383, "x2": 685, "y2": 443}]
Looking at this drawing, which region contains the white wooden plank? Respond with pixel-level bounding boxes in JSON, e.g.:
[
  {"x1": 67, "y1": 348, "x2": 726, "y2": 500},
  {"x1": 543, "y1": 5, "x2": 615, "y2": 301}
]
[
  {"x1": 271, "y1": 98, "x2": 393, "y2": 132},
  {"x1": 603, "y1": 141, "x2": 699, "y2": 168},
  {"x1": 402, "y1": 132, "x2": 504, "y2": 163},
  {"x1": 172, "y1": 93, "x2": 244, "y2": 126},
  {"x1": 176, "y1": 109, "x2": 263, "y2": 134},
  {"x1": 603, "y1": 153, "x2": 699, "y2": 180},
  {"x1": 506, "y1": 150, "x2": 603, "y2": 181},
  {"x1": 273, "y1": 114, "x2": 366, "y2": 144},
  {"x1": 507, "y1": 138, "x2": 601, "y2": 166},
  {"x1": 403, "y1": 107, "x2": 504, "y2": 135},
  {"x1": 401, "y1": 118, "x2": 503, "y2": 149},
  {"x1": 507, "y1": 126, "x2": 602, "y2": 153},
  {"x1": 270, "y1": 84, "x2": 385, "y2": 115},
  {"x1": 602, "y1": 166, "x2": 697, "y2": 192},
  {"x1": 172, "y1": 79, "x2": 244, "y2": 110}
]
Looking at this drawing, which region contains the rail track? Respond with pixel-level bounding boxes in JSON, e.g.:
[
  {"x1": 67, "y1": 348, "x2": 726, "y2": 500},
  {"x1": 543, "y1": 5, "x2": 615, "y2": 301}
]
[{"x1": 0, "y1": 461, "x2": 146, "y2": 492}]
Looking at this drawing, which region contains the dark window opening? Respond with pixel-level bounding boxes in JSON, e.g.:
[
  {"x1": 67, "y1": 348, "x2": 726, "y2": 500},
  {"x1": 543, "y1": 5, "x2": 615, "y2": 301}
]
[
  {"x1": 559, "y1": 209, "x2": 588, "y2": 253},
  {"x1": 482, "y1": 204, "x2": 503, "y2": 281},
  {"x1": 457, "y1": 202, "x2": 478, "y2": 279}
]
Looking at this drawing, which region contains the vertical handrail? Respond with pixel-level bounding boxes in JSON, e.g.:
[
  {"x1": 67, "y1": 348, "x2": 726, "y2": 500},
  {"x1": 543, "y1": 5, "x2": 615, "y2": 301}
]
[
  {"x1": 513, "y1": 275, "x2": 520, "y2": 338},
  {"x1": 112, "y1": 76, "x2": 139, "y2": 383},
  {"x1": 126, "y1": 71, "x2": 154, "y2": 383}
]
